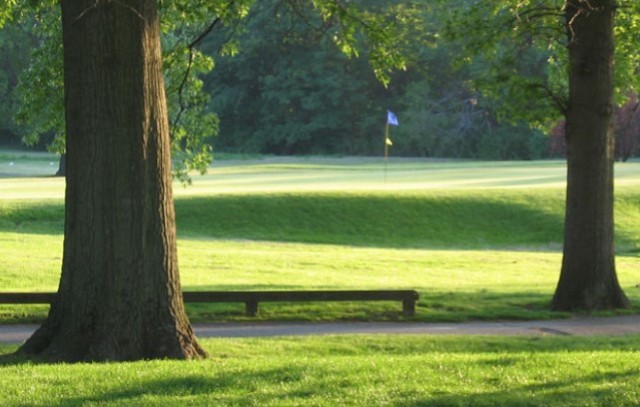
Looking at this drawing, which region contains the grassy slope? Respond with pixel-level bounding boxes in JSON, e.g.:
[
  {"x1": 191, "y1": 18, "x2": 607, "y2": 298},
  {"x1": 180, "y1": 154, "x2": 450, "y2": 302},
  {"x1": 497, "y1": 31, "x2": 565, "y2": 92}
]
[
  {"x1": 2, "y1": 336, "x2": 640, "y2": 406},
  {"x1": 0, "y1": 158, "x2": 639, "y2": 322}
]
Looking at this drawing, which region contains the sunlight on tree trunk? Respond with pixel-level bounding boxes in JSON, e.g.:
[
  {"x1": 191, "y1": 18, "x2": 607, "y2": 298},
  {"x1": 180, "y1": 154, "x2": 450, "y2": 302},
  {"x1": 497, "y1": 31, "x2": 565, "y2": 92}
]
[
  {"x1": 18, "y1": 0, "x2": 207, "y2": 361},
  {"x1": 552, "y1": 0, "x2": 628, "y2": 311}
]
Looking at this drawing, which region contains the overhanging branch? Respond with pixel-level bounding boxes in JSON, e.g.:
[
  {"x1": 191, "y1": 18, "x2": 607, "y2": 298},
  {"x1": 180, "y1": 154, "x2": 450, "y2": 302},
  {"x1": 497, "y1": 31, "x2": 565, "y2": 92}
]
[
  {"x1": 172, "y1": 16, "x2": 222, "y2": 128},
  {"x1": 172, "y1": 0, "x2": 241, "y2": 129},
  {"x1": 529, "y1": 82, "x2": 569, "y2": 114}
]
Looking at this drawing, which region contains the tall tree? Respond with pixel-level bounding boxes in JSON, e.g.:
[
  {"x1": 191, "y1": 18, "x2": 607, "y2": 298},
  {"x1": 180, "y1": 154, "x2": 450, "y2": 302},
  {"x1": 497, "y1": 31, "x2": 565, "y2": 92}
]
[
  {"x1": 446, "y1": 0, "x2": 638, "y2": 311},
  {"x1": 8, "y1": 0, "x2": 404, "y2": 361},
  {"x1": 551, "y1": 0, "x2": 628, "y2": 310},
  {"x1": 18, "y1": 0, "x2": 207, "y2": 361}
]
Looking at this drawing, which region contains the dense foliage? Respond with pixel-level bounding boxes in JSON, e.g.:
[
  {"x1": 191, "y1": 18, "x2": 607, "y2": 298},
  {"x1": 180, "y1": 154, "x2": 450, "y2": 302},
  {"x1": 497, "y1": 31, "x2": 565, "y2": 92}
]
[
  {"x1": 444, "y1": 0, "x2": 640, "y2": 160},
  {"x1": 205, "y1": 0, "x2": 551, "y2": 158},
  {"x1": 0, "y1": 0, "x2": 638, "y2": 161}
]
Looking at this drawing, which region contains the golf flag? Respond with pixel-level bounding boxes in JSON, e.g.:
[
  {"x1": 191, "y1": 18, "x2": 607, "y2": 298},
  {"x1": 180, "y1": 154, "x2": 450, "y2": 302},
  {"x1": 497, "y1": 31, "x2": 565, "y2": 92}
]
[
  {"x1": 383, "y1": 110, "x2": 398, "y2": 182},
  {"x1": 385, "y1": 110, "x2": 397, "y2": 148},
  {"x1": 387, "y1": 110, "x2": 399, "y2": 126}
]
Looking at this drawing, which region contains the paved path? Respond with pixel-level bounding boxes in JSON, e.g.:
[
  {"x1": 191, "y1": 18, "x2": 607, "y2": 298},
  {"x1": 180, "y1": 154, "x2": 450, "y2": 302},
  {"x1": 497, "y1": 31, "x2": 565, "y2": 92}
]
[{"x1": 2, "y1": 315, "x2": 640, "y2": 344}]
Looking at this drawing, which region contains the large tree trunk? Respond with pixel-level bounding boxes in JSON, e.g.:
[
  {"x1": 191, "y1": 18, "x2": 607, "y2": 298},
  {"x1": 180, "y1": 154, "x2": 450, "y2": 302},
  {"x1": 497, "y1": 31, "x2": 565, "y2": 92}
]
[
  {"x1": 18, "y1": 0, "x2": 207, "y2": 361},
  {"x1": 551, "y1": 0, "x2": 628, "y2": 311}
]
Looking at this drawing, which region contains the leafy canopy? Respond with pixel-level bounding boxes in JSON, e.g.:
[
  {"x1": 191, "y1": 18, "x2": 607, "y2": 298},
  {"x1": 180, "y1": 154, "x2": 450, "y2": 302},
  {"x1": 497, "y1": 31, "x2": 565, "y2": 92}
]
[
  {"x1": 1, "y1": 0, "x2": 406, "y2": 179},
  {"x1": 444, "y1": 0, "x2": 640, "y2": 127}
]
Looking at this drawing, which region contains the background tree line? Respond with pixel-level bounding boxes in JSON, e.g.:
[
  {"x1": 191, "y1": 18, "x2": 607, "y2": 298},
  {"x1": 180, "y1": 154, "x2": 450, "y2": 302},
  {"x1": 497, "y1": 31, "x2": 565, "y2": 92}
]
[
  {"x1": 2, "y1": 0, "x2": 636, "y2": 161},
  {"x1": 205, "y1": 0, "x2": 551, "y2": 159}
]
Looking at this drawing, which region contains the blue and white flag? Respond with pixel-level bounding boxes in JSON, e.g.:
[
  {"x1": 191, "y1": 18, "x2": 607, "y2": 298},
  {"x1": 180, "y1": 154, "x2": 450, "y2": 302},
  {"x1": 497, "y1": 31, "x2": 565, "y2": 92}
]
[{"x1": 387, "y1": 110, "x2": 399, "y2": 126}]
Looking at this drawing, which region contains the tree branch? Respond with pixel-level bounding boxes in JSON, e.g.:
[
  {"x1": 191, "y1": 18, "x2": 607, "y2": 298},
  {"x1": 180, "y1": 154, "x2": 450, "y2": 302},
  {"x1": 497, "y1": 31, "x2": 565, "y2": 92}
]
[
  {"x1": 171, "y1": 16, "x2": 221, "y2": 128},
  {"x1": 514, "y1": 6, "x2": 564, "y2": 22},
  {"x1": 529, "y1": 83, "x2": 568, "y2": 114},
  {"x1": 172, "y1": 1, "x2": 243, "y2": 129}
]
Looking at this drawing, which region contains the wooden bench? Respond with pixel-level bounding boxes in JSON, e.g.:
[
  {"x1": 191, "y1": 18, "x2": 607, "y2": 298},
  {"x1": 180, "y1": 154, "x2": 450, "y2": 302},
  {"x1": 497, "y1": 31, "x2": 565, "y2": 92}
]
[{"x1": 0, "y1": 290, "x2": 419, "y2": 317}]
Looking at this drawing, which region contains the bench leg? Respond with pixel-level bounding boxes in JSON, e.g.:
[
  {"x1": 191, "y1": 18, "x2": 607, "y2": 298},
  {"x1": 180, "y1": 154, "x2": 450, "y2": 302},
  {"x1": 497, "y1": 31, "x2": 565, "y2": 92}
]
[
  {"x1": 402, "y1": 299, "x2": 416, "y2": 317},
  {"x1": 246, "y1": 300, "x2": 258, "y2": 317}
]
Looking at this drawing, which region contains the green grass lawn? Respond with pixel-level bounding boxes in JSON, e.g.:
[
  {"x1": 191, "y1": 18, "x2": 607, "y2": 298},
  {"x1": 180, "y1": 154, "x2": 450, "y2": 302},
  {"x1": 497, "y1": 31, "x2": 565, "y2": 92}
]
[
  {"x1": 0, "y1": 156, "x2": 639, "y2": 322},
  {"x1": 2, "y1": 335, "x2": 640, "y2": 406},
  {"x1": 1, "y1": 154, "x2": 640, "y2": 405}
]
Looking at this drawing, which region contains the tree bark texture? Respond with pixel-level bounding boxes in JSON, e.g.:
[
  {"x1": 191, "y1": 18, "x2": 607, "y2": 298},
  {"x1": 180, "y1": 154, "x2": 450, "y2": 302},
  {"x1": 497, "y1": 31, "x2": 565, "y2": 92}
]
[
  {"x1": 19, "y1": 0, "x2": 207, "y2": 361},
  {"x1": 551, "y1": 0, "x2": 628, "y2": 311}
]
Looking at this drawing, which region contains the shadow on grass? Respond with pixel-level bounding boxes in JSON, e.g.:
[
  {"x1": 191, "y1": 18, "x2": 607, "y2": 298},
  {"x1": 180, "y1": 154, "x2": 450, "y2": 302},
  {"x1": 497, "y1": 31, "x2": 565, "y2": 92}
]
[
  {"x1": 67, "y1": 376, "x2": 225, "y2": 405},
  {"x1": 0, "y1": 192, "x2": 566, "y2": 249},
  {"x1": 175, "y1": 193, "x2": 567, "y2": 250},
  {"x1": 0, "y1": 202, "x2": 64, "y2": 235},
  {"x1": 1, "y1": 192, "x2": 638, "y2": 253},
  {"x1": 23, "y1": 370, "x2": 325, "y2": 405},
  {"x1": 408, "y1": 369, "x2": 639, "y2": 406},
  {"x1": 1, "y1": 356, "x2": 637, "y2": 405},
  {"x1": 0, "y1": 351, "x2": 24, "y2": 365}
]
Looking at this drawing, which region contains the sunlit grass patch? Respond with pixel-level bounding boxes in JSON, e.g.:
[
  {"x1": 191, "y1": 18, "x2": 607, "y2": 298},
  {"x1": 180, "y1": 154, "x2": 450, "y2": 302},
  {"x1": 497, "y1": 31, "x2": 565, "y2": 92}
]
[
  {"x1": 0, "y1": 157, "x2": 639, "y2": 323},
  {"x1": 2, "y1": 236, "x2": 639, "y2": 323},
  {"x1": 2, "y1": 335, "x2": 640, "y2": 406}
]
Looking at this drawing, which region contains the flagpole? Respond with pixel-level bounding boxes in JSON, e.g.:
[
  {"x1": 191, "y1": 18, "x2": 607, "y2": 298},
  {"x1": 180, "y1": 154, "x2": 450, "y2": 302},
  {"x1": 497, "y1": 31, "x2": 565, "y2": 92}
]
[{"x1": 384, "y1": 123, "x2": 389, "y2": 183}]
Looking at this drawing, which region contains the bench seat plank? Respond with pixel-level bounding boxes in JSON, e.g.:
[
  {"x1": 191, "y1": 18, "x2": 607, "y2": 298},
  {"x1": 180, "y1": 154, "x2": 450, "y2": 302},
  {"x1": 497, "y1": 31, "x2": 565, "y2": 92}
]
[
  {"x1": 0, "y1": 290, "x2": 420, "y2": 317},
  {"x1": 183, "y1": 290, "x2": 418, "y2": 302}
]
